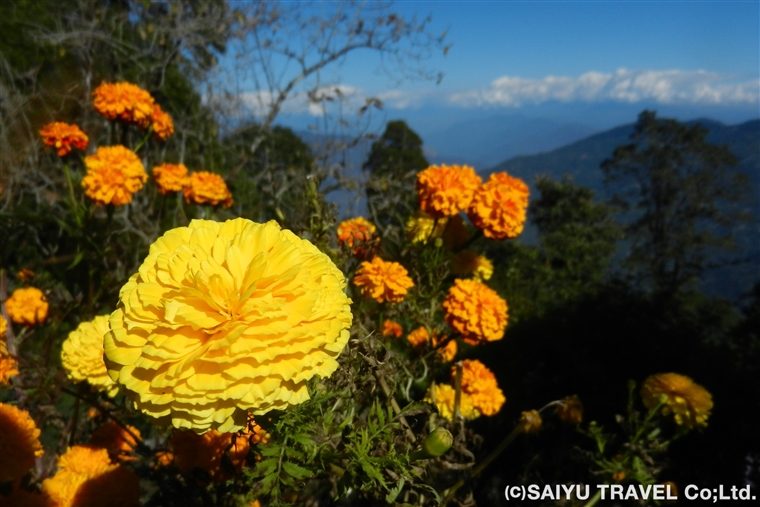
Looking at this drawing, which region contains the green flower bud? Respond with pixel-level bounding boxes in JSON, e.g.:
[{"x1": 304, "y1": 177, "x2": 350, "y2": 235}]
[{"x1": 410, "y1": 427, "x2": 453, "y2": 461}]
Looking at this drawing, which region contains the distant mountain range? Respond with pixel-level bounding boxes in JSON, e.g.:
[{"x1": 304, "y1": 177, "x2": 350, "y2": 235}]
[{"x1": 486, "y1": 118, "x2": 760, "y2": 300}]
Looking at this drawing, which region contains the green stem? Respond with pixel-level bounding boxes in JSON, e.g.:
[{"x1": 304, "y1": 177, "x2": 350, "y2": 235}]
[
  {"x1": 133, "y1": 125, "x2": 153, "y2": 153},
  {"x1": 443, "y1": 423, "x2": 523, "y2": 503},
  {"x1": 632, "y1": 400, "x2": 665, "y2": 445},
  {"x1": 62, "y1": 162, "x2": 82, "y2": 227},
  {"x1": 583, "y1": 489, "x2": 602, "y2": 507}
]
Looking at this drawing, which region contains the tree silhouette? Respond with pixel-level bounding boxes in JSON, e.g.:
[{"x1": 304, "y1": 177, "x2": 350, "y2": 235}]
[
  {"x1": 602, "y1": 110, "x2": 750, "y2": 295},
  {"x1": 364, "y1": 120, "x2": 429, "y2": 231}
]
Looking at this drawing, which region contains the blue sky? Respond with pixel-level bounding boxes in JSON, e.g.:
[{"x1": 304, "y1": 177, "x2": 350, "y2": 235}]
[
  {"x1": 224, "y1": 1, "x2": 759, "y2": 133},
  {"x1": 346, "y1": 1, "x2": 759, "y2": 91}
]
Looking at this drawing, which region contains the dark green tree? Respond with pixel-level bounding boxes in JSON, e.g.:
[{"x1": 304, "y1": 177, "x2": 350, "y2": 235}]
[
  {"x1": 487, "y1": 175, "x2": 620, "y2": 320},
  {"x1": 364, "y1": 120, "x2": 429, "y2": 177},
  {"x1": 223, "y1": 124, "x2": 315, "y2": 227},
  {"x1": 364, "y1": 120, "x2": 429, "y2": 232},
  {"x1": 601, "y1": 110, "x2": 750, "y2": 295}
]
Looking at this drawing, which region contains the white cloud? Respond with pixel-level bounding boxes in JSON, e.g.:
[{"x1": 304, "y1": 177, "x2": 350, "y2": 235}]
[{"x1": 449, "y1": 69, "x2": 760, "y2": 107}]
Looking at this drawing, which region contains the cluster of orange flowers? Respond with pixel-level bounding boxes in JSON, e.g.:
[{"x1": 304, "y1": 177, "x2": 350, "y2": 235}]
[
  {"x1": 424, "y1": 360, "x2": 506, "y2": 420},
  {"x1": 93, "y1": 82, "x2": 174, "y2": 140},
  {"x1": 416, "y1": 164, "x2": 529, "y2": 240},
  {"x1": 39, "y1": 122, "x2": 89, "y2": 157},
  {"x1": 405, "y1": 326, "x2": 457, "y2": 362},
  {"x1": 152, "y1": 164, "x2": 233, "y2": 207}
]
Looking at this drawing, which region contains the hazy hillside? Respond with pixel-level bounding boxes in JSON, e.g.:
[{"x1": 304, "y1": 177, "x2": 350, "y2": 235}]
[{"x1": 487, "y1": 119, "x2": 760, "y2": 300}]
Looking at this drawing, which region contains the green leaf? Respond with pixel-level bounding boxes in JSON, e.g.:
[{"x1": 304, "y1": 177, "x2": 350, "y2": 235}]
[
  {"x1": 385, "y1": 478, "x2": 405, "y2": 503},
  {"x1": 282, "y1": 461, "x2": 313, "y2": 480}
]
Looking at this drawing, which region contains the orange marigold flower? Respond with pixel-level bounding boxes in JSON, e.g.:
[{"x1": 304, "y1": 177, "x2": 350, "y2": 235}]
[
  {"x1": 424, "y1": 383, "x2": 479, "y2": 421},
  {"x1": 82, "y1": 146, "x2": 147, "y2": 206},
  {"x1": 6, "y1": 287, "x2": 49, "y2": 326},
  {"x1": 467, "y1": 172, "x2": 529, "y2": 240},
  {"x1": 434, "y1": 337, "x2": 457, "y2": 362},
  {"x1": 17, "y1": 268, "x2": 35, "y2": 283},
  {"x1": 42, "y1": 445, "x2": 140, "y2": 507},
  {"x1": 89, "y1": 421, "x2": 141, "y2": 463},
  {"x1": 641, "y1": 373, "x2": 713, "y2": 429},
  {"x1": 354, "y1": 257, "x2": 414, "y2": 304},
  {"x1": 416, "y1": 164, "x2": 482, "y2": 218},
  {"x1": 1, "y1": 325, "x2": 20, "y2": 382},
  {"x1": 442, "y1": 279, "x2": 508, "y2": 345},
  {"x1": 39, "y1": 122, "x2": 89, "y2": 157},
  {"x1": 451, "y1": 250, "x2": 493, "y2": 281},
  {"x1": 520, "y1": 410, "x2": 542, "y2": 433},
  {"x1": 150, "y1": 104, "x2": 174, "y2": 141},
  {"x1": 556, "y1": 395, "x2": 584, "y2": 425},
  {"x1": 407, "y1": 326, "x2": 430, "y2": 347},
  {"x1": 0, "y1": 403, "x2": 44, "y2": 482},
  {"x1": 171, "y1": 429, "x2": 249, "y2": 482},
  {"x1": 337, "y1": 217, "x2": 376, "y2": 256},
  {"x1": 155, "y1": 450, "x2": 174, "y2": 467},
  {"x1": 381, "y1": 320, "x2": 403, "y2": 338},
  {"x1": 152, "y1": 163, "x2": 189, "y2": 194},
  {"x1": 453, "y1": 359, "x2": 506, "y2": 416},
  {"x1": 183, "y1": 171, "x2": 233, "y2": 207},
  {"x1": 93, "y1": 82, "x2": 154, "y2": 128}
]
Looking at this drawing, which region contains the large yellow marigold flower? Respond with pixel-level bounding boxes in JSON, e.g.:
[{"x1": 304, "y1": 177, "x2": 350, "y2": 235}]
[
  {"x1": 424, "y1": 383, "x2": 479, "y2": 421},
  {"x1": 442, "y1": 279, "x2": 508, "y2": 345},
  {"x1": 183, "y1": 171, "x2": 233, "y2": 208},
  {"x1": 467, "y1": 172, "x2": 529, "y2": 240},
  {"x1": 354, "y1": 257, "x2": 414, "y2": 304},
  {"x1": 39, "y1": 122, "x2": 89, "y2": 157},
  {"x1": 150, "y1": 104, "x2": 174, "y2": 141},
  {"x1": 6, "y1": 287, "x2": 49, "y2": 326},
  {"x1": 82, "y1": 146, "x2": 148, "y2": 206},
  {"x1": 171, "y1": 429, "x2": 250, "y2": 482},
  {"x1": 93, "y1": 82, "x2": 155, "y2": 128},
  {"x1": 152, "y1": 163, "x2": 189, "y2": 194},
  {"x1": 104, "y1": 218, "x2": 352, "y2": 433},
  {"x1": 452, "y1": 360, "x2": 506, "y2": 416},
  {"x1": 42, "y1": 445, "x2": 140, "y2": 507},
  {"x1": 61, "y1": 316, "x2": 119, "y2": 397},
  {"x1": 89, "y1": 421, "x2": 141, "y2": 463},
  {"x1": 641, "y1": 373, "x2": 713, "y2": 429},
  {"x1": 0, "y1": 403, "x2": 44, "y2": 482},
  {"x1": 451, "y1": 250, "x2": 494, "y2": 281},
  {"x1": 416, "y1": 165, "x2": 482, "y2": 218}
]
